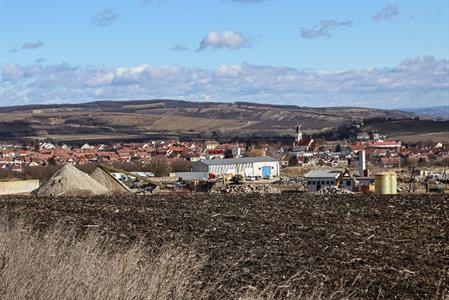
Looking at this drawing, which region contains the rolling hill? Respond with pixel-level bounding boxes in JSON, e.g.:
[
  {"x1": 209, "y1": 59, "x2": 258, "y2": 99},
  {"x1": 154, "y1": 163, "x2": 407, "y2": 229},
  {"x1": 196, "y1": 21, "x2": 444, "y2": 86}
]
[
  {"x1": 365, "y1": 118, "x2": 449, "y2": 143},
  {"x1": 0, "y1": 99, "x2": 422, "y2": 142}
]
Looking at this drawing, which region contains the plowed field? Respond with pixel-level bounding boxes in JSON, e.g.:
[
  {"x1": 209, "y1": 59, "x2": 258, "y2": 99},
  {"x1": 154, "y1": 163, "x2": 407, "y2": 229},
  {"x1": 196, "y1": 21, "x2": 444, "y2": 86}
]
[{"x1": 1, "y1": 193, "x2": 448, "y2": 299}]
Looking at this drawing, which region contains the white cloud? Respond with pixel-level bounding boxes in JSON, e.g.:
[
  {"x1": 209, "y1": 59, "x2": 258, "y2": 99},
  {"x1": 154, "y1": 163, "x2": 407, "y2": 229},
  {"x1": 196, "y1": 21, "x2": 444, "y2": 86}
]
[
  {"x1": 301, "y1": 20, "x2": 353, "y2": 39},
  {"x1": 23, "y1": 65, "x2": 43, "y2": 77},
  {"x1": 171, "y1": 44, "x2": 189, "y2": 51},
  {"x1": 197, "y1": 31, "x2": 249, "y2": 51},
  {"x1": 22, "y1": 41, "x2": 44, "y2": 50},
  {"x1": 372, "y1": 4, "x2": 399, "y2": 21},
  {"x1": 216, "y1": 65, "x2": 242, "y2": 77},
  {"x1": 1, "y1": 64, "x2": 22, "y2": 81},
  {"x1": 87, "y1": 72, "x2": 114, "y2": 87},
  {"x1": 1, "y1": 56, "x2": 447, "y2": 108},
  {"x1": 91, "y1": 9, "x2": 120, "y2": 26}
]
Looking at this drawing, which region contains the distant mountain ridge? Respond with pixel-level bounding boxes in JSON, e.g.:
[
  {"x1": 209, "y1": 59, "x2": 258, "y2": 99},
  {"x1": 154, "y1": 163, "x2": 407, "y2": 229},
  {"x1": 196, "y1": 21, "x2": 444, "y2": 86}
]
[
  {"x1": 0, "y1": 99, "x2": 412, "y2": 114},
  {"x1": 0, "y1": 99, "x2": 419, "y2": 142},
  {"x1": 400, "y1": 106, "x2": 449, "y2": 120}
]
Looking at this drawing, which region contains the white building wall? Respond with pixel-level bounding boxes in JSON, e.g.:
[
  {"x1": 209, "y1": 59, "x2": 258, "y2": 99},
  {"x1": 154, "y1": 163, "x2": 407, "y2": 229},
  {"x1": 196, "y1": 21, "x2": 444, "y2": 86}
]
[
  {"x1": 305, "y1": 177, "x2": 338, "y2": 192},
  {"x1": 193, "y1": 159, "x2": 280, "y2": 178},
  {"x1": 253, "y1": 161, "x2": 280, "y2": 178},
  {"x1": 209, "y1": 162, "x2": 254, "y2": 176},
  {"x1": 0, "y1": 180, "x2": 40, "y2": 195}
]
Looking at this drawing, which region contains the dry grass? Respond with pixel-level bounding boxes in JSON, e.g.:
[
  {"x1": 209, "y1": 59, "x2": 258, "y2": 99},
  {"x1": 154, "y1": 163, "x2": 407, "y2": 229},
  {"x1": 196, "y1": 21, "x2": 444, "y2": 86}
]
[
  {"x1": 2, "y1": 215, "x2": 446, "y2": 300},
  {"x1": 280, "y1": 166, "x2": 310, "y2": 177},
  {"x1": 394, "y1": 132, "x2": 449, "y2": 143},
  {"x1": 0, "y1": 220, "x2": 344, "y2": 300},
  {"x1": 0, "y1": 221, "x2": 203, "y2": 300},
  {"x1": 280, "y1": 166, "x2": 330, "y2": 177}
]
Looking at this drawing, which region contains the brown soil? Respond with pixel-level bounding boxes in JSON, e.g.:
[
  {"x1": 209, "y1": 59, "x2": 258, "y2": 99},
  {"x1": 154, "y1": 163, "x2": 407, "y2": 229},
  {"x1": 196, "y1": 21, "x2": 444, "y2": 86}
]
[{"x1": 1, "y1": 193, "x2": 448, "y2": 299}]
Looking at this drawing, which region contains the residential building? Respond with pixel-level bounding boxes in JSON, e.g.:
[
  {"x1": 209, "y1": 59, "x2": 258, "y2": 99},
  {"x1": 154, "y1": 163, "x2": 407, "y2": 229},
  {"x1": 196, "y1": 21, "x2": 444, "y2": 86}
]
[
  {"x1": 356, "y1": 132, "x2": 370, "y2": 141},
  {"x1": 204, "y1": 140, "x2": 219, "y2": 150}
]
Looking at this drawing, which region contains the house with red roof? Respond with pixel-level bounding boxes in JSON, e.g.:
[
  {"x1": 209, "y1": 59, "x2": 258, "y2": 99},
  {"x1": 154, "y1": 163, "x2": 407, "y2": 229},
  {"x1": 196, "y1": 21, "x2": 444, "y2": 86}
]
[
  {"x1": 293, "y1": 138, "x2": 315, "y2": 152},
  {"x1": 366, "y1": 140, "x2": 401, "y2": 150}
]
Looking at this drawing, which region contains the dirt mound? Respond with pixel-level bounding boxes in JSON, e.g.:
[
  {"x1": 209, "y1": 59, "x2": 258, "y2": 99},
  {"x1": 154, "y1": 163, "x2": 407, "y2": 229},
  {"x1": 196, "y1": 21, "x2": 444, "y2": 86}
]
[
  {"x1": 90, "y1": 167, "x2": 132, "y2": 194},
  {"x1": 34, "y1": 164, "x2": 109, "y2": 196}
]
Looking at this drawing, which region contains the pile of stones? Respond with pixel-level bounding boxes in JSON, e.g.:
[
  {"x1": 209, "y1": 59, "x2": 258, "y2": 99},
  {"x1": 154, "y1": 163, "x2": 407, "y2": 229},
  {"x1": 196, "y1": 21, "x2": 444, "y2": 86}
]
[
  {"x1": 316, "y1": 186, "x2": 353, "y2": 195},
  {"x1": 211, "y1": 184, "x2": 281, "y2": 194},
  {"x1": 275, "y1": 177, "x2": 305, "y2": 185}
]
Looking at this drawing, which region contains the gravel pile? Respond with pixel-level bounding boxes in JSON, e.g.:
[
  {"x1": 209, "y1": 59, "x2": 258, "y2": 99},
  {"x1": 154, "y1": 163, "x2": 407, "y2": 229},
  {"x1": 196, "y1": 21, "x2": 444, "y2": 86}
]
[
  {"x1": 34, "y1": 164, "x2": 110, "y2": 197},
  {"x1": 91, "y1": 167, "x2": 132, "y2": 194},
  {"x1": 275, "y1": 177, "x2": 305, "y2": 185},
  {"x1": 211, "y1": 184, "x2": 281, "y2": 194},
  {"x1": 316, "y1": 186, "x2": 353, "y2": 195}
]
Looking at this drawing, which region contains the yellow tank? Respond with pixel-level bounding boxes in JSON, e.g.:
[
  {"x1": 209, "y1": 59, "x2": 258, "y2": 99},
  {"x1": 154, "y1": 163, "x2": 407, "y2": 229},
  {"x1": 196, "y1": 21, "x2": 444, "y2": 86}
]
[
  {"x1": 389, "y1": 172, "x2": 397, "y2": 195},
  {"x1": 375, "y1": 172, "x2": 391, "y2": 194}
]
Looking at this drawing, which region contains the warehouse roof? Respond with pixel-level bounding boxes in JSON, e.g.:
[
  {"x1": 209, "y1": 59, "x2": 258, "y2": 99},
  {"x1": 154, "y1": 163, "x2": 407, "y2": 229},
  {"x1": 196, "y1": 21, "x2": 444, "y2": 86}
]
[
  {"x1": 305, "y1": 170, "x2": 342, "y2": 179},
  {"x1": 197, "y1": 156, "x2": 278, "y2": 166},
  {"x1": 170, "y1": 172, "x2": 209, "y2": 181}
]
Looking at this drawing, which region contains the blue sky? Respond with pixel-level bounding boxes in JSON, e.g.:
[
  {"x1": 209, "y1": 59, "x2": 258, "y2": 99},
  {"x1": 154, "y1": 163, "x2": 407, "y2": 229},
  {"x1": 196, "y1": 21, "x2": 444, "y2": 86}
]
[{"x1": 1, "y1": 0, "x2": 448, "y2": 108}]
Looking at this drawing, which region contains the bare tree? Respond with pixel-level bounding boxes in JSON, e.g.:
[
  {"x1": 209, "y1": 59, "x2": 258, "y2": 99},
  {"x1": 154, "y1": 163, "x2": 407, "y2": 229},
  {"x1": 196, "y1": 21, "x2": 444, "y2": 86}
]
[{"x1": 144, "y1": 157, "x2": 172, "y2": 177}]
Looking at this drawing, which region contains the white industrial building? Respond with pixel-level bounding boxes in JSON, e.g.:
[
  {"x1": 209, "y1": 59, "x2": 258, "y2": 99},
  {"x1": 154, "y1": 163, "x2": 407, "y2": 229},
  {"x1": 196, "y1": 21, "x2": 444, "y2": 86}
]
[
  {"x1": 304, "y1": 170, "x2": 343, "y2": 192},
  {"x1": 304, "y1": 168, "x2": 372, "y2": 192},
  {"x1": 191, "y1": 157, "x2": 280, "y2": 179}
]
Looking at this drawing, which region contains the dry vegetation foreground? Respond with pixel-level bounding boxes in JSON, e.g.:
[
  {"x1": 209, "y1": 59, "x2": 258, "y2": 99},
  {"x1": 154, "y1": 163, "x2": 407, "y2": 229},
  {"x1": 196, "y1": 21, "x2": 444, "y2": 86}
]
[{"x1": 1, "y1": 193, "x2": 449, "y2": 299}]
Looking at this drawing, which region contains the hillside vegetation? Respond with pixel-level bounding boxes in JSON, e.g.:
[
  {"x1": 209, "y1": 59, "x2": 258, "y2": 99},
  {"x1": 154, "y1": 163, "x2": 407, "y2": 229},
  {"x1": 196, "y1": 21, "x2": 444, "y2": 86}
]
[
  {"x1": 0, "y1": 99, "x2": 414, "y2": 142},
  {"x1": 366, "y1": 119, "x2": 449, "y2": 142}
]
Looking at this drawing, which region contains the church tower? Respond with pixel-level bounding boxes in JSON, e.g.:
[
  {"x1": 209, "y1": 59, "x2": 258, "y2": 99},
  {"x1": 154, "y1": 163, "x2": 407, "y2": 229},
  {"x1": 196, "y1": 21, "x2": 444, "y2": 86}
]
[{"x1": 296, "y1": 123, "x2": 303, "y2": 143}]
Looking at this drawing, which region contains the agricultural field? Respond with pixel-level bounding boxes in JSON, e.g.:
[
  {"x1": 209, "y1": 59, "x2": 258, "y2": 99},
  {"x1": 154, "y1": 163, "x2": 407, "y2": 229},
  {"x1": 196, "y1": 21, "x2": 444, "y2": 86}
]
[
  {"x1": 1, "y1": 193, "x2": 449, "y2": 299},
  {"x1": 366, "y1": 119, "x2": 449, "y2": 143},
  {"x1": 0, "y1": 99, "x2": 415, "y2": 142}
]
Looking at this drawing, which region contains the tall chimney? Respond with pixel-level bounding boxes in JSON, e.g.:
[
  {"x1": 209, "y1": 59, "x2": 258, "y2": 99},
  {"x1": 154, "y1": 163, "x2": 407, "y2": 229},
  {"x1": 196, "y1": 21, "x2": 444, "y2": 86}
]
[{"x1": 359, "y1": 150, "x2": 366, "y2": 177}]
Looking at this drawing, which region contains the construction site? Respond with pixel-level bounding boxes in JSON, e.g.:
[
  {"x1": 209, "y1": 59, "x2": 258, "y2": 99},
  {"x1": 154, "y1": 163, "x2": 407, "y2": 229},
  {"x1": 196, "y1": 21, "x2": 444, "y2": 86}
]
[
  {"x1": 1, "y1": 120, "x2": 448, "y2": 197},
  {"x1": 0, "y1": 158, "x2": 447, "y2": 197}
]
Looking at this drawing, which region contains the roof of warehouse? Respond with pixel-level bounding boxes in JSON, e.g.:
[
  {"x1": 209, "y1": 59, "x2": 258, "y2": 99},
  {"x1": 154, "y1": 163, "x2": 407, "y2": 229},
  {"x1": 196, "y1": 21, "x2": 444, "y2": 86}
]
[
  {"x1": 170, "y1": 172, "x2": 209, "y2": 180},
  {"x1": 305, "y1": 170, "x2": 342, "y2": 178},
  {"x1": 197, "y1": 156, "x2": 278, "y2": 166}
]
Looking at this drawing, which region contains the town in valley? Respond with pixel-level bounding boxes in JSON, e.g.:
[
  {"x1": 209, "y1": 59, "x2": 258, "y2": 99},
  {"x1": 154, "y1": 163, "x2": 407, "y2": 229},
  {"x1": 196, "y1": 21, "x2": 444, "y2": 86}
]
[
  {"x1": 1, "y1": 120, "x2": 447, "y2": 196},
  {"x1": 1, "y1": 1, "x2": 448, "y2": 298}
]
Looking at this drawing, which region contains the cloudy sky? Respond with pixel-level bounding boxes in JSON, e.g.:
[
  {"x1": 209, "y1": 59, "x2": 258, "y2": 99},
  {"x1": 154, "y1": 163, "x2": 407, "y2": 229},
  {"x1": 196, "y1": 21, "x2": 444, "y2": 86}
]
[{"x1": 1, "y1": 0, "x2": 448, "y2": 108}]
